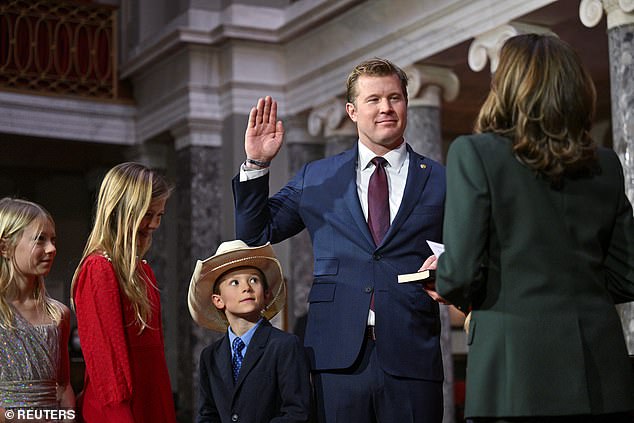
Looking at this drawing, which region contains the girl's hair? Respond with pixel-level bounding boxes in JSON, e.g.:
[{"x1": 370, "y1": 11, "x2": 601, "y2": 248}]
[
  {"x1": 71, "y1": 162, "x2": 172, "y2": 331},
  {"x1": 0, "y1": 197, "x2": 61, "y2": 329},
  {"x1": 475, "y1": 33, "x2": 597, "y2": 187}
]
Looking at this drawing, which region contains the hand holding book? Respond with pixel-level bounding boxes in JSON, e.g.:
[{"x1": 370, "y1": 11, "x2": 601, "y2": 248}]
[{"x1": 399, "y1": 241, "x2": 449, "y2": 304}]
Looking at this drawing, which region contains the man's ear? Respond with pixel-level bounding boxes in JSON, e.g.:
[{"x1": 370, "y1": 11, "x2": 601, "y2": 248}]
[
  {"x1": 345, "y1": 102, "x2": 357, "y2": 122},
  {"x1": 211, "y1": 294, "x2": 225, "y2": 311}
]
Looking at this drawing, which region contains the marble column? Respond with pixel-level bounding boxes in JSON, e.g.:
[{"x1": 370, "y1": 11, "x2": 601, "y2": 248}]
[
  {"x1": 580, "y1": 0, "x2": 634, "y2": 353},
  {"x1": 404, "y1": 65, "x2": 459, "y2": 161},
  {"x1": 406, "y1": 92, "x2": 442, "y2": 160},
  {"x1": 404, "y1": 64, "x2": 460, "y2": 423},
  {"x1": 284, "y1": 114, "x2": 325, "y2": 335},
  {"x1": 171, "y1": 122, "x2": 224, "y2": 422}
]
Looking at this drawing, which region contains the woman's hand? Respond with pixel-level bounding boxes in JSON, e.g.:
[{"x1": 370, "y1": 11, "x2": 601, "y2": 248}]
[{"x1": 419, "y1": 255, "x2": 449, "y2": 304}]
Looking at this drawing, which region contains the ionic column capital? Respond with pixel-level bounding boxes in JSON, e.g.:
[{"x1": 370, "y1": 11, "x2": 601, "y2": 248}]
[
  {"x1": 468, "y1": 22, "x2": 552, "y2": 73},
  {"x1": 580, "y1": 0, "x2": 634, "y2": 29},
  {"x1": 307, "y1": 98, "x2": 356, "y2": 137},
  {"x1": 405, "y1": 65, "x2": 459, "y2": 107}
]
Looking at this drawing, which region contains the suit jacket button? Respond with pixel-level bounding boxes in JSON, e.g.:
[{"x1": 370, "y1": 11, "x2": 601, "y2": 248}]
[
  {"x1": 364, "y1": 286, "x2": 373, "y2": 293},
  {"x1": 372, "y1": 253, "x2": 381, "y2": 260},
  {"x1": 231, "y1": 413, "x2": 239, "y2": 422}
]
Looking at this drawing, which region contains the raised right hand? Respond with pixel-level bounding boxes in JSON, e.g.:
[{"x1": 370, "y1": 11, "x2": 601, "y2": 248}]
[{"x1": 245, "y1": 96, "x2": 284, "y2": 165}]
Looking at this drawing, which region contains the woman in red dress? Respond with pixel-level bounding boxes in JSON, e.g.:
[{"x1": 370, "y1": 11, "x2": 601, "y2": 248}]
[{"x1": 71, "y1": 162, "x2": 177, "y2": 423}]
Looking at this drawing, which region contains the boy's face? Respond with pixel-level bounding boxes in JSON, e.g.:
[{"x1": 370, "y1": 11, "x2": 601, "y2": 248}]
[{"x1": 212, "y1": 267, "x2": 271, "y2": 323}]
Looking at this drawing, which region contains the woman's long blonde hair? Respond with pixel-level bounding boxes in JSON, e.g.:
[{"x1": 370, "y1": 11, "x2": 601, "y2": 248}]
[
  {"x1": 71, "y1": 162, "x2": 172, "y2": 331},
  {"x1": 0, "y1": 197, "x2": 61, "y2": 329},
  {"x1": 475, "y1": 33, "x2": 597, "y2": 187}
]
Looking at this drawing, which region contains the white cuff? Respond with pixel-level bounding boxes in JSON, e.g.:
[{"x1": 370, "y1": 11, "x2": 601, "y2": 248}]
[{"x1": 239, "y1": 162, "x2": 269, "y2": 182}]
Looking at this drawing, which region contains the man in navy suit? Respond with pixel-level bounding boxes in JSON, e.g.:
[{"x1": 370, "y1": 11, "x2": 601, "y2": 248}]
[{"x1": 233, "y1": 58, "x2": 445, "y2": 423}]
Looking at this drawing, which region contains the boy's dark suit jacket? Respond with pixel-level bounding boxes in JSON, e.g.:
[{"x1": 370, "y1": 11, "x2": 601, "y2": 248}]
[
  {"x1": 197, "y1": 320, "x2": 311, "y2": 423},
  {"x1": 233, "y1": 143, "x2": 446, "y2": 382},
  {"x1": 437, "y1": 133, "x2": 634, "y2": 418}
]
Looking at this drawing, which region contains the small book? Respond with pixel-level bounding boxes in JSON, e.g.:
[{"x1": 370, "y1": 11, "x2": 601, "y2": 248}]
[{"x1": 397, "y1": 269, "x2": 436, "y2": 283}]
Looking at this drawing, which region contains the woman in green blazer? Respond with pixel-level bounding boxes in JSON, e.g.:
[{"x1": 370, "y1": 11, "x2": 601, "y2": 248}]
[{"x1": 433, "y1": 34, "x2": 634, "y2": 422}]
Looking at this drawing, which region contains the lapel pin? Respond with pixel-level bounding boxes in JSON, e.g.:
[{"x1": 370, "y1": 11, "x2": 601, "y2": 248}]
[{"x1": 420, "y1": 164, "x2": 427, "y2": 169}]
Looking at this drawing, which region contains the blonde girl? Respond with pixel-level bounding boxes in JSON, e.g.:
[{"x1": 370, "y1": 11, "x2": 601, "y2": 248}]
[
  {"x1": 71, "y1": 162, "x2": 176, "y2": 423},
  {"x1": 0, "y1": 197, "x2": 75, "y2": 420}
]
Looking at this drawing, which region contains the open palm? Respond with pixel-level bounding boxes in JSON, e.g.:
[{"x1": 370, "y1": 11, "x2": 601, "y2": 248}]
[{"x1": 245, "y1": 96, "x2": 284, "y2": 162}]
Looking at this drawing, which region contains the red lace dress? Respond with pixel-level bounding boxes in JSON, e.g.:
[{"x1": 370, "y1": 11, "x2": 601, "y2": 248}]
[{"x1": 73, "y1": 254, "x2": 177, "y2": 423}]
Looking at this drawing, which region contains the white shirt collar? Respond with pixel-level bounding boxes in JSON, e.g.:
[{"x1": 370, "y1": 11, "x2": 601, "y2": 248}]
[{"x1": 358, "y1": 140, "x2": 408, "y2": 173}]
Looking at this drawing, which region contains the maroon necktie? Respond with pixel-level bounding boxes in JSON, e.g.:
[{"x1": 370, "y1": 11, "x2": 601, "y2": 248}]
[{"x1": 368, "y1": 157, "x2": 390, "y2": 246}]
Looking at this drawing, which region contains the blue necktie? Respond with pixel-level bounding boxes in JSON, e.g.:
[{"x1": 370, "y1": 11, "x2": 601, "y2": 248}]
[{"x1": 232, "y1": 337, "x2": 245, "y2": 383}]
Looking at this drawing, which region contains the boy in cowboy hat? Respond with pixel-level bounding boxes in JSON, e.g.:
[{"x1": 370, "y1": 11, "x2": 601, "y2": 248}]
[{"x1": 188, "y1": 240, "x2": 311, "y2": 423}]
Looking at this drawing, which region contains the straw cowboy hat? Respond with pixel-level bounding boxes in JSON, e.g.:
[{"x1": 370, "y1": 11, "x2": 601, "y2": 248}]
[{"x1": 188, "y1": 240, "x2": 286, "y2": 332}]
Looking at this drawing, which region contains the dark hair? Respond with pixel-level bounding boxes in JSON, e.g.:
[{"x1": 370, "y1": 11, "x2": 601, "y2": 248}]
[
  {"x1": 475, "y1": 34, "x2": 597, "y2": 187},
  {"x1": 346, "y1": 57, "x2": 409, "y2": 104}
]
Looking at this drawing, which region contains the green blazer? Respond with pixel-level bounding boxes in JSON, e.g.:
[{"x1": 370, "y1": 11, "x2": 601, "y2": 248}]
[{"x1": 436, "y1": 133, "x2": 634, "y2": 418}]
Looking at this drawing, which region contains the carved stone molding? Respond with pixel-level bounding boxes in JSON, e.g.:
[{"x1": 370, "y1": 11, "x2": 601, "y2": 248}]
[
  {"x1": 170, "y1": 119, "x2": 223, "y2": 151},
  {"x1": 468, "y1": 22, "x2": 552, "y2": 73},
  {"x1": 307, "y1": 98, "x2": 356, "y2": 137},
  {"x1": 580, "y1": 0, "x2": 634, "y2": 29},
  {"x1": 580, "y1": 0, "x2": 607, "y2": 26},
  {"x1": 0, "y1": 91, "x2": 135, "y2": 144},
  {"x1": 405, "y1": 65, "x2": 460, "y2": 107}
]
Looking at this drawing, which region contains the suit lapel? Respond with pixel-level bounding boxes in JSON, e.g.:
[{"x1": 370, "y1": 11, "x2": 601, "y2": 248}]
[
  {"x1": 216, "y1": 334, "x2": 234, "y2": 388},
  {"x1": 233, "y1": 320, "x2": 271, "y2": 393},
  {"x1": 382, "y1": 146, "x2": 432, "y2": 245},
  {"x1": 340, "y1": 147, "x2": 376, "y2": 249}
]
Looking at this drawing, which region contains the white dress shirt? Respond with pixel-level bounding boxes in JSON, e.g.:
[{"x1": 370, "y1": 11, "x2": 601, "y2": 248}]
[
  {"x1": 356, "y1": 141, "x2": 409, "y2": 225},
  {"x1": 357, "y1": 141, "x2": 409, "y2": 325}
]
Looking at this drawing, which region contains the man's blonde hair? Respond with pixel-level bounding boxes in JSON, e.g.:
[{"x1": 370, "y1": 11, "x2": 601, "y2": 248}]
[{"x1": 346, "y1": 57, "x2": 409, "y2": 104}]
